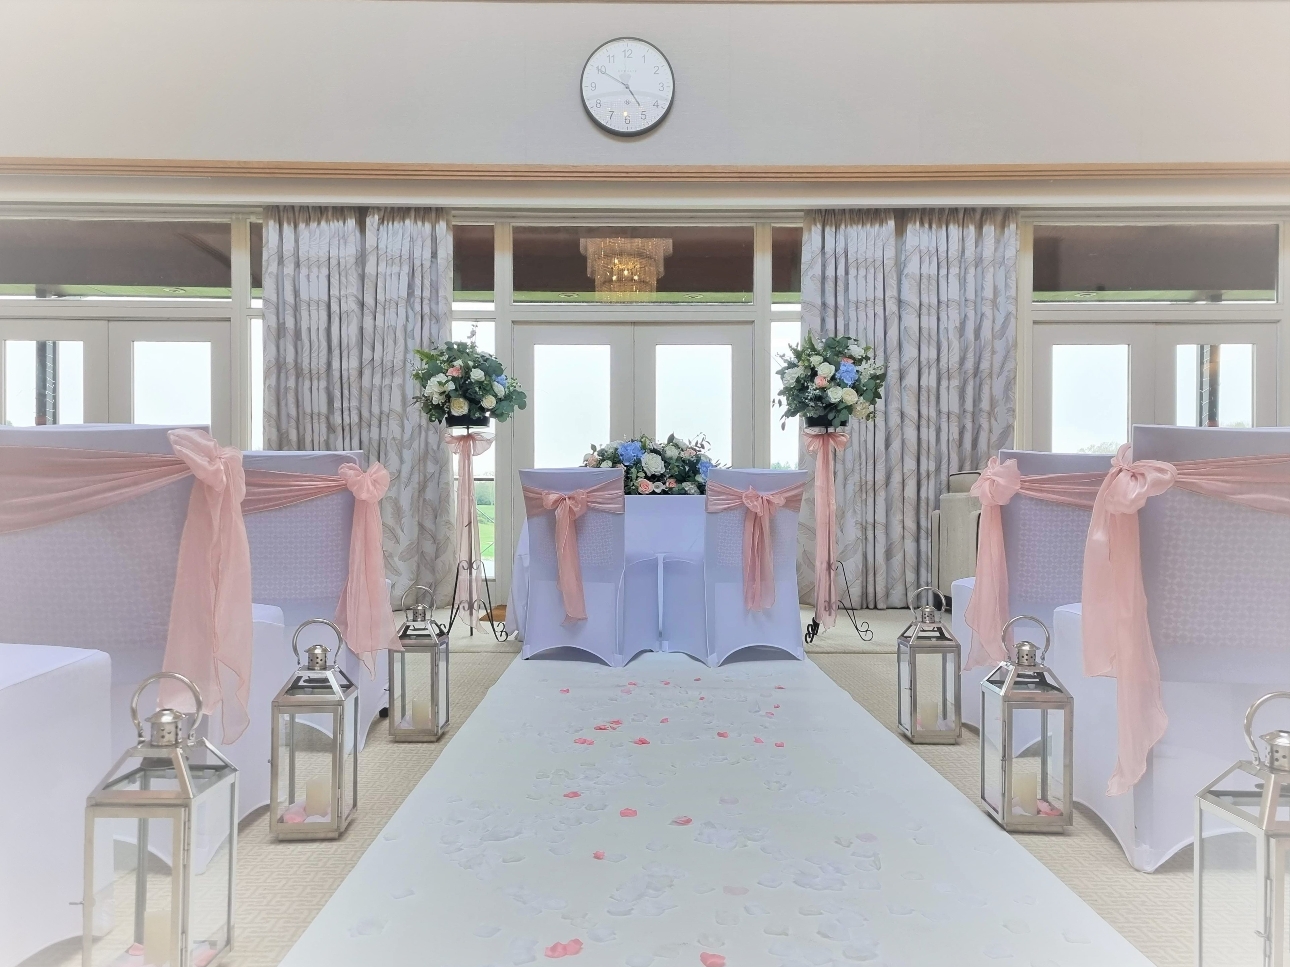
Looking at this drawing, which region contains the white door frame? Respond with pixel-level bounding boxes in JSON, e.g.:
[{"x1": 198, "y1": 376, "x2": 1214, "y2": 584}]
[{"x1": 0, "y1": 319, "x2": 110, "y2": 424}]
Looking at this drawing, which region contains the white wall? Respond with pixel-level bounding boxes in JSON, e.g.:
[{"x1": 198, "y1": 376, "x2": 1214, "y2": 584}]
[{"x1": 0, "y1": 0, "x2": 1287, "y2": 168}]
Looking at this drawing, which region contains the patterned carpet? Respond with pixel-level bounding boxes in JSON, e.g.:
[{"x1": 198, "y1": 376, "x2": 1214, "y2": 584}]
[{"x1": 31, "y1": 650, "x2": 1190, "y2": 967}]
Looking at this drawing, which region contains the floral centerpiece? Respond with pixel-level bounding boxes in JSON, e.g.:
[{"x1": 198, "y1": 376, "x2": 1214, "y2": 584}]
[
  {"x1": 583, "y1": 434, "x2": 718, "y2": 495},
  {"x1": 775, "y1": 332, "x2": 885, "y2": 428},
  {"x1": 412, "y1": 341, "x2": 527, "y2": 426}
]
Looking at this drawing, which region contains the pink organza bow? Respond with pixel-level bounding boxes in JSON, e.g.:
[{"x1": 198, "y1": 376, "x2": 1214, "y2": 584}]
[
  {"x1": 1082, "y1": 444, "x2": 1176, "y2": 795},
  {"x1": 804, "y1": 428, "x2": 849, "y2": 629},
  {"x1": 705, "y1": 481, "x2": 806, "y2": 611},
  {"x1": 447, "y1": 431, "x2": 495, "y2": 630},
  {"x1": 162, "y1": 428, "x2": 255, "y2": 741},
  {"x1": 522, "y1": 478, "x2": 625, "y2": 622},
  {"x1": 335, "y1": 462, "x2": 397, "y2": 674}
]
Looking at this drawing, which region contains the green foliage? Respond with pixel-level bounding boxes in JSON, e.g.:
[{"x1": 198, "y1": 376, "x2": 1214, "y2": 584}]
[
  {"x1": 774, "y1": 331, "x2": 886, "y2": 428},
  {"x1": 583, "y1": 433, "x2": 720, "y2": 495},
  {"x1": 411, "y1": 341, "x2": 528, "y2": 425}
]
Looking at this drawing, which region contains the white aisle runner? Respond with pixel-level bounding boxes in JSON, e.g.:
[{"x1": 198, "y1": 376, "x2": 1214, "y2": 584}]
[{"x1": 281, "y1": 654, "x2": 1152, "y2": 967}]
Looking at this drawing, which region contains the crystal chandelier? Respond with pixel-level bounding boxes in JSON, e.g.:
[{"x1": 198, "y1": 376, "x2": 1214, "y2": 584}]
[{"x1": 580, "y1": 237, "x2": 674, "y2": 295}]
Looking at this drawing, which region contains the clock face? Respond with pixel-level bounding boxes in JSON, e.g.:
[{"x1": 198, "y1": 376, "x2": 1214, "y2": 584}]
[{"x1": 581, "y1": 38, "x2": 674, "y2": 137}]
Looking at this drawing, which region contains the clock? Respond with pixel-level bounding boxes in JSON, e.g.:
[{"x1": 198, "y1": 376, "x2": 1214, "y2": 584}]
[{"x1": 581, "y1": 38, "x2": 674, "y2": 137}]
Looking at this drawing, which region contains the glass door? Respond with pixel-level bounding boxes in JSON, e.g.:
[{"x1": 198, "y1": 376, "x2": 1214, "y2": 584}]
[
  {"x1": 107, "y1": 321, "x2": 232, "y2": 442},
  {"x1": 0, "y1": 319, "x2": 108, "y2": 426}
]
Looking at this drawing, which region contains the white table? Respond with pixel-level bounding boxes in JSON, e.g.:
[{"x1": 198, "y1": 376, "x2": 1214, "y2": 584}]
[
  {"x1": 0, "y1": 643, "x2": 112, "y2": 967},
  {"x1": 507, "y1": 495, "x2": 706, "y2": 648}
]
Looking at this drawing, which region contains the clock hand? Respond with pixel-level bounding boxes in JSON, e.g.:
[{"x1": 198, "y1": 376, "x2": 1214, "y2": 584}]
[{"x1": 622, "y1": 81, "x2": 641, "y2": 107}]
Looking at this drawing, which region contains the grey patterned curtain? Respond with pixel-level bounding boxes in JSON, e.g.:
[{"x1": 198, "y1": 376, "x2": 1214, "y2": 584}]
[
  {"x1": 799, "y1": 208, "x2": 1017, "y2": 609},
  {"x1": 263, "y1": 206, "x2": 456, "y2": 605}
]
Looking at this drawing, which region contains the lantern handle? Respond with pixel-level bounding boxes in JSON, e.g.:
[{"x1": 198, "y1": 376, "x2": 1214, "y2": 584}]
[
  {"x1": 1243, "y1": 691, "x2": 1290, "y2": 761},
  {"x1": 400, "y1": 584, "x2": 435, "y2": 615},
  {"x1": 1001, "y1": 614, "x2": 1051, "y2": 663},
  {"x1": 908, "y1": 586, "x2": 946, "y2": 617},
  {"x1": 130, "y1": 672, "x2": 203, "y2": 744},
  {"x1": 291, "y1": 617, "x2": 348, "y2": 664}
]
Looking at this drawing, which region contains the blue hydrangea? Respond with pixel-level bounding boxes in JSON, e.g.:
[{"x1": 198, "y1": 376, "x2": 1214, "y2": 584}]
[
  {"x1": 837, "y1": 360, "x2": 858, "y2": 386},
  {"x1": 617, "y1": 440, "x2": 645, "y2": 465},
  {"x1": 698, "y1": 458, "x2": 713, "y2": 479},
  {"x1": 495, "y1": 374, "x2": 508, "y2": 386}
]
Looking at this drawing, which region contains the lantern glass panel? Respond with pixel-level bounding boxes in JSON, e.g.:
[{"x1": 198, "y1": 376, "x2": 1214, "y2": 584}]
[
  {"x1": 914, "y1": 651, "x2": 952, "y2": 731},
  {"x1": 896, "y1": 644, "x2": 912, "y2": 734},
  {"x1": 391, "y1": 647, "x2": 449, "y2": 732},
  {"x1": 341, "y1": 691, "x2": 359, "y2": 820},
  {"x1": 189, "y1": 778, "x2": 234, "y2": 964},
  {"x1": 981, "y1": 686, "x2": 1004, "y2": 815},
  {"x1": 1006, "y1": 707, "x2": 1068, "y2": 820},
  {"x1": 1197, "y1": 808, "x2": 1264, "y2": 964},
  {"x1": 274, "y1": 713, "x2": 339, "y2": 826},
  {"x1": 86, "y1": 816, "x2": 178, "y2": 967}
]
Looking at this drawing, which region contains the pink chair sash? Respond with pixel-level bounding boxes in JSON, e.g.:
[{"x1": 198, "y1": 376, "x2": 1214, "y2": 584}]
[
  {"x1": 0, "y1": 428, "x2": 254, "y2": 741},
  {"x1": 804, "y1": 428, "x2": 848, "y2": 629},
  {"x1": 963, "y1": 457, "x2": 1105, "y2": 670},
  {"x1": 242, "y1": 461, "x2": 397, "y2": 675},
  {"x1": 522, "y1": 478, "x2": 625, "y2": 623},
  {"x1": 1083, "y1": 443, "x2": 1290, "y2": 794},
  {"x1": 705, "y1": 480, "x2": 806, "y2": 612},
  {"x1": 446, "y1": 431, "x2": 494, "y2": 630}
]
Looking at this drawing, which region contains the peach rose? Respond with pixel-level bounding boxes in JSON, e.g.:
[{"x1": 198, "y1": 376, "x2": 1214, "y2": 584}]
[
  {"x1": 447, "y1": 366, "x2": 462, "y2": 377},
  {"x1": 637, "y1": 479, "x2": 653, "y2": 494},
  {"x1": 814, "y1": 375, "x2": 828, "y2": 388}
]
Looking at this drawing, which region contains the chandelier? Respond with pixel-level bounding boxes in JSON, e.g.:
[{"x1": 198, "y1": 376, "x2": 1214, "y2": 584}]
[{"x1": 580, "y1": 237, "x2": 673, "y2": 295}]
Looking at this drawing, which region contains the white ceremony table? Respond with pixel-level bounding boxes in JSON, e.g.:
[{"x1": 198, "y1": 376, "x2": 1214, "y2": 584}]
[
  {"x1": 507, "y1": 495, "x2": 706, "y2": 652},
  {"x1": 0, "y1": 643, "x2": 113, "y2": 967}
]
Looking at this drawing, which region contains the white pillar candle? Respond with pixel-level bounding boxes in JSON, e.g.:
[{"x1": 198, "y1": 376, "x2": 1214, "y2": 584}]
[
  {"x1": 411, "y1": 698, "x2": 432, "y2": 730},
  {"x1": 143, "y1": 907, "x2": 171, "y2": 966},
  {"x1": 304, "y1": 775, "x2": 331, "y2": 819},
  {"x1": 1012, "y1": 770, "x2": 1039, "y2": 816},
  {"x1": 917, "y1": 699, "x2": 940, "y2": 730}
]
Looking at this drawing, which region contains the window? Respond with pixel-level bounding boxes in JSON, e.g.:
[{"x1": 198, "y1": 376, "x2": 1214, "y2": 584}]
[
  {"x1": 771, "y1": 226, "x2": 802, "y2": 304},
  {"x1": 3, "y1": 340, "x2": 83, "y2": 425},
  {"x1": 453, "y1": 224, "x2": 494, "y2": 303},
  {"x1": 770, "y1": 315, "x2": 800, "y2": 468},
  {"x1": 450, "y1": 318, "x2": 498, "y2": 573},
  {"x1": 512, "y1": 225, "x2": 753, "y2": 303},
  {"x1": 1050, "y1": 344, "x2": 1129, "y2": 454},
  {"x1": 1033, "y1": 224, "x2": 1278, "y2": 304},
  {"x1": 0, "y1": 220, "x2": 236, "y2": 299},
  {"x1": 1175, "y1": 344, "x2": 1254, "y2": 428}
]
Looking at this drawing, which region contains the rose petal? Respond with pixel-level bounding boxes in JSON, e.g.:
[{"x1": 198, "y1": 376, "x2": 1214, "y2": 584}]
[
  {"x1": 620, "y1": 807, "x2": 638, "y2": 817},
  {"x1": 593, "y1": 850, "x2": 605, "y2": 860},
  {"x1": 610, "y1": 720, "x2": 622, "y2": 726},
  {"x1": 775, "y1": 685, "x2": 785, "y2": 690},
  {"x1": 628, "y1": 681, "x2": 638, "y2": 686},
  {"x1": 774, "y1": 742, "x2": 785, "y2": 748},
  {"x1": 717, "y1": 732, "x2": 728, "y2": 738},
  {"x1": 564, "y1": 939, "x2": 583, "y2": 955},
  {"x1": 660, "y1": 717, "x2": 669, "y2": 724},
  {"x1": 563, "y1": 791, "x2": 581, "y2": 799},
  {"x1": 753, "y1": 737, "x2": 764, "y2": 744},
  {"x1": 699, "y1": 954, "x2": 726, "y2": 967},
  {"x1": 559, "y1": 688, "x2": 570, "y2": 694},
  {"x1": 662, "y1": 680, "x2": 671, "y2": 685},
  {"x1": 672, "y1": 816, "x2": 693, "y2": 826},
  {"x1": 633, "y1": 737, "x2": 650, "y2": 745}
]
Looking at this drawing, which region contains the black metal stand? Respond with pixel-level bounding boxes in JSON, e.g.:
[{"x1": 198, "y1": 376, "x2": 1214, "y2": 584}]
[
  {"x1": 445, "y1": 514, "x2": 510, "y2": 642},
  {"x1": 804, "y1": 560, "x2": 874, "y2": 645}
]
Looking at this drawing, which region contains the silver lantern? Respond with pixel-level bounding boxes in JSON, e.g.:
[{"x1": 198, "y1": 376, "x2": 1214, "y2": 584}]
[
  {"x1": 980, "y1": 614, "x2": 1073, "y2": 833},
  {"x1": 269, "y1": 618, "x2": 358, "y2": 841},
  {"x1": 83, "y1": 672, "x2": 237, "y2": 967},
  {"x1": 896, "y1": 585, "x2": 962, "y2": 745},
  {"x1": 389, "y1": 584, "x2": 451, "y2": 742},
  {"x1": 1196, "y1": 691, "x2": 1290, "y2": 966}
]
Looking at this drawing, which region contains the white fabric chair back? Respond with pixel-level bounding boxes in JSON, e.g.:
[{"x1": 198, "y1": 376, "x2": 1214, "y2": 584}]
[
  {"x1": 999, "y1": 450, "x2": 1111, "y2": 617},
  {"x1": 518, "y1": 468, "x2": 625, "y2": 666},
  {"x1": 704, "y1": 468, "x2": 809, "y2": 665},
  {"x1": 1134, "y1": 425, "x2": 1290, "y2": 684}
]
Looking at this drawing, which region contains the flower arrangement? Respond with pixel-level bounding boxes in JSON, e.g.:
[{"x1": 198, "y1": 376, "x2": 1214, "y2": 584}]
[
  {"x1": 775, "y1": 332, "x2": 885, "y2": 428},
  {"x1": 583, "y1": 434, "x2": 718, "y2": 495},
  {"x1": 412, "y1": 341, "x2": 527, "y2": 426}
]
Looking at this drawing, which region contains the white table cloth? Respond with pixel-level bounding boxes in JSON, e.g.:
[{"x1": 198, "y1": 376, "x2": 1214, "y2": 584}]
[
  {"x1": 508, "y1": 496, "x2": 707, "y2": 655},
  {"x1": 0, "y1": 643, "x2": 112, "y2": 967}
]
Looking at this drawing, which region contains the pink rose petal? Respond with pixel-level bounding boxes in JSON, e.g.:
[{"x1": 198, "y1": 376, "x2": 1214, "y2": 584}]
[
  {"x1": 563, "y1": 791, "x2": 581, "y2": 799},
  {"x1": 774, "y1": 741, "x2": 785, "y2": 748},
  {"x1": 773, "y1": 704, "x2": 780, "y2": 709},
  {"x1": 620, "y1": 807, "x2": 638, "y2": 817},
  {"x1": 621, "y1": 688, "x2": 633, "y2": 695},
  {"x1": 593, "y1": 850, "x2": 605, "y2": 860},
  {"x1": 765, "y1": 712, "x2": 775, "y2": 717},
  {"x1": 609, "y1": 719, "x2": 622, "y2": 726},
  {"x1": 633, "y1": 737, "x2": 650, "y2": 745},
  {"x1": 699, "y1": 696, "x2": 706, "y2": 701},
  {"x1": 560, "y1": 688, "x2": 570, "y2": 694},
  {"x1": 671, "y1": 815, "x2": 693, "y2": 826},
  {"x1": 694, "y1": 677, "x2": 702, "y2": 681},
  {"x1": 660, "y1": 717, "x2": 669, "y2": 724},
  {"x1": 716, "y1": 731, "x2": 728, "y2": 738},
  {"x1": 628, "y1": 681, "x2": 638, "y2": 686},
  {"x1": 574, "y1": 737, "x2": 595, "y2": 746},
  {"x1": 753, "y1": 736, "x2": 764, "y2": 744},
  {"x1": 699, "y1": 954, "x2": 726, "y2": 967},
  {"x1": 775, "y1": 685, "x2": 785, "y2": 690},
  {"x1": 545, "y1": 939, "x2": 583, "y2": 958},
  {"x1": 661, "y1": 680, "x2": 671, "y2": 685}
]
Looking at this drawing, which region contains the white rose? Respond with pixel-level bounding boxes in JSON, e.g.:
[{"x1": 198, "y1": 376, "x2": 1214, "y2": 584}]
[
  {"x1": 852, "y1": 399, "x2": 874, "y2": 420},
  {"x1": 600, "y1": 460, "x2": 613, "y2": 468},
  {"x1": 841, "y1": 387, "x2": 859, "y2": 405},
  {"x1": 783, "y1": 367, "x2": 802, "y2": 382},
  {"x1": 816, "y1": 361, "x2": 836, "y2": 379},
  {"x1": 642, "y1": 452, "x2": 665, "y2": 476},
  {"x1": 492, "y1": 381, "x2": 507, "y2": 397},
  {"x1": 809, "y1": 355, "x2": 823, "y2": 367},
  {"x1": 429, "y1": 373, "x2": 448, "y2": 387},
  {"x1": 663, "y1": 445, "x2": 679, "y2": 459},
  {"x1": 652, "y1": 481, "x2": 664, "y2": 493},
  {"x1": 482, "y1": 395, "x2": 496, "y2": 409},
  {"x1": 449, "y1": 397, "x2": 469, "y2": 416},
  {"x1": 827, "y1": 386, "x2": 844, "y2": 403},
  {"x1": 470, "y1": 368, "x2": 486, "y2": 382}
]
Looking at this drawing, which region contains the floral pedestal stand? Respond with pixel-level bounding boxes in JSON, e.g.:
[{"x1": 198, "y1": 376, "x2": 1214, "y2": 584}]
[{"x1": 445, "y1": 423, "x2": 510, "y2": 641}]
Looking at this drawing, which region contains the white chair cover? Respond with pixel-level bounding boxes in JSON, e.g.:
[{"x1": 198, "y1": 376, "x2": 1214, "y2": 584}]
[
  {"x1": 1053, "y1": 425, "x2": 1290, "y2": 871},
  {"x1": 518, "y1": 468, "x2": 626, "y2": 666},
  {"x1": 0, "y1": 425, "x2": 285, "y2": 824},
  {"x1": 0, "y1": 643, "x2": 112, "y2": 967},
  {"x1": 701, "y1": 468, "x2": 810, "y2": 666},
  {"x1": 954, "y1": 450, "x2": 1111, "y2": 729},
  {"x1": 240, "y1": 450, "x2": 389, "y2": 755}
]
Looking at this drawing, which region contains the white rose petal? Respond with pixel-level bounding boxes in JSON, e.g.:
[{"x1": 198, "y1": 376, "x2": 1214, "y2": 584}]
[
  {"x1": 482, "y1": 395, "x2": 497, "y2": 409},
  {"x1": 841, "y1": 388, "x2": 859, "y2": 405},
  {"x1": 664, "y1": 445, "x2": 679, "y2": 459},
  {"x1": 642, "y1": 452, "x2": 666, "y2": 476},
  {"x1": 809, "y1": 355, "x2": 824, "y2": 366},
  {"x1": 449, "y1": 397, "x2": 469, "y2": 416},
  {"x1": 493, "y1": 381, "x2": 507, "y2": 397},
  {"x1": 827, "y1": 386, "x2": 844, "y2": 403},
  {"x1": 470, "y1": 369, "x2": 486, "y2": 382},
  {"x1": 652, "y1": 481, "x2": 664, "y2": 493},
  {"x1": 816, "y1": 362, "x2": 836, "y2": 379}
]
